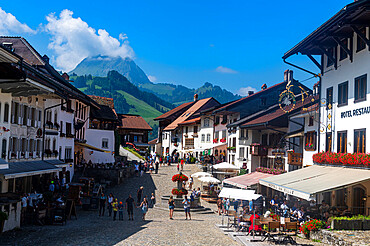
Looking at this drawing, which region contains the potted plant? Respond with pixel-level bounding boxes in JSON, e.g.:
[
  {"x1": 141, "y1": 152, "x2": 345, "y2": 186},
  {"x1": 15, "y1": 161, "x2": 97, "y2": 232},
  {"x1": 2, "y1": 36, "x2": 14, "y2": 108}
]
[
  {"x1": 299, "y1": 219, "x2": 325, "y2": 239},
  {"x1": 213, "y1": 138, "x2": 218, "y2": 143},
  {"x1": 0, "y1": 210, "x2": 8, "y2": 234}
]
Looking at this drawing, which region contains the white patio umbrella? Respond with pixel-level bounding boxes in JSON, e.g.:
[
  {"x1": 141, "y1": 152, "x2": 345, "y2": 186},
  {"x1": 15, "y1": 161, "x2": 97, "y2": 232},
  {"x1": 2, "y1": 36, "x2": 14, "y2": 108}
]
[
  {"x1": 191, "y1": 172, "x2": 212, "y2": 178},
  {"x1": 198, "y1": 176, "x2": 221, "y2": 184},
  {"x1": 212, "y1": 162, "x2": 240, "y2": 171}
]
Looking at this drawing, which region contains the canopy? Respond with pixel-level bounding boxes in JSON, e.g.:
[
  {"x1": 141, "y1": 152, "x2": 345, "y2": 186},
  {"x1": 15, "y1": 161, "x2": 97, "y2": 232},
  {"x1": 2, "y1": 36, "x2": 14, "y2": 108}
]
[
  {"x1": 199, "y1": 176, "x2": 221, "y2": 184},
  {"x1": 212, "y1": 162, "x2": 240, "y2": 170},
  {"x1": 0, "y1": 160, "x2": 61, "y2": 179},
  {"x1": 191, "y1": 172, "x2": 211, "y2": 178},
  {"x1": 223, "y1": 172, "x2": 273, "y2": 189},
  {"x1": 259, "y1": 165, "x2": 370, "y2": 201},
  {"x1": 75, "y1": 142, "x2": 111, "y2": 153},
  {"x1": 219, "y1": 187, "x2": 261, "y2": 201}
]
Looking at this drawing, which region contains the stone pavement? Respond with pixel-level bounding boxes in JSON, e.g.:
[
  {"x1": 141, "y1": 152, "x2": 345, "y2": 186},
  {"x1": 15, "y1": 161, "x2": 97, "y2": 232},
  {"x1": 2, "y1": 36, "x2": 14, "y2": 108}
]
[{"x1": 0, "y1": 163, "x2": 239, "y2": 246}]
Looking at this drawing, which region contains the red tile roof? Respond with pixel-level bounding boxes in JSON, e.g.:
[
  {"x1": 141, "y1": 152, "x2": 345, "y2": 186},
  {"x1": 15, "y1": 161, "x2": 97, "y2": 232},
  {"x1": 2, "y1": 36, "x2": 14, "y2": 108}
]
[
  {"x1": 178, "y1": 117, "x2": 201, "y2": 125},
  {"x1": 118, "y1": 114, "x2": 152, "y2": 131},
  {"x1": 154, "y1": 101, "x2": 195, "y2": 120},
  {"x1": 89, "y1": 95, "x2": 115, "y2": 109},
  {"x1": 164, "y1": 98, "x2": 213, "y2": 131},
  {"x1": 148, "y1": 138, "x2": 158, "y2": 145}
]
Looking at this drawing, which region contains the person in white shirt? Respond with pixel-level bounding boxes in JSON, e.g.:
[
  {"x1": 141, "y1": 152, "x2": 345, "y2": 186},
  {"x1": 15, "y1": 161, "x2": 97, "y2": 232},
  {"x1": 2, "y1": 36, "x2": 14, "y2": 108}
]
[
  {"x1": 21, "y1": 194, "x2": 28, "y2": 224},
  {"x1": 280, "y1": 200, "x2": 289, "y2": 218},
  {"x1": 182, "y1": 196, "x2": 191, "y2": 220}
]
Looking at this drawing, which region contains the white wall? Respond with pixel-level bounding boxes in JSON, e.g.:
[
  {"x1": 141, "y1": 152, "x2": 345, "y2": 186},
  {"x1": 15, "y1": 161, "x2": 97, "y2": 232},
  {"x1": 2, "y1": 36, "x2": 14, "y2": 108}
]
[
  {"x1": 0, "y1": 91, "x2": 12, "y2": 163},
  {"x1": 1, "y1": 202, "x2": 21, "y2": 232},
  {"x1": 320, "y1": 27, "x2": 370, "y2": 153},
  {"x1": 85, "y1": 128, "x2": 115, "y2": 163}
]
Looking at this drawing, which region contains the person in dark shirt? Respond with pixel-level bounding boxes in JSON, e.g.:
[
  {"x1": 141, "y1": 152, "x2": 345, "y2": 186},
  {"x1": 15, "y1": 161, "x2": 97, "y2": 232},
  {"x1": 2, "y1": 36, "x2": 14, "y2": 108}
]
[
  {"x1": 126, "y1": 194, "x2": 135, "y2": 220},
  {"x1": 137, "y1": 186, "x2": 144, "y2": 205}
]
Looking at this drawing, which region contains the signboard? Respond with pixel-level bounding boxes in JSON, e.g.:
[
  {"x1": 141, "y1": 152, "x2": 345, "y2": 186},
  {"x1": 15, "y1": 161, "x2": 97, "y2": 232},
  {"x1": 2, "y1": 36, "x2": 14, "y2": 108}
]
[{"x1": 341, "y1": 106, "x2": 370, "y2": 119}]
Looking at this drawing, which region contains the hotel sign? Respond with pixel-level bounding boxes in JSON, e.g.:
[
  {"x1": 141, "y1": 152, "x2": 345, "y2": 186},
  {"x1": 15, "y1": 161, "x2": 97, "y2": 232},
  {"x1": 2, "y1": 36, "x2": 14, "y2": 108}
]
[{"x1": 341, "y1": 106, "x2": 370, "y2": 119}]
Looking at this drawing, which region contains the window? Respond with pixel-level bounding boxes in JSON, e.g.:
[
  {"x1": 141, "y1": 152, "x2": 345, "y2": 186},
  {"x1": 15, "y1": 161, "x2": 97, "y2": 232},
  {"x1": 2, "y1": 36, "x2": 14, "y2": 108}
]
[
  {"x1": 201, "y1": 134, "x2": 205, "y2": 143},
  {"x1": 193, "y1": 126, "x2": 198, "y2": 134},
  {"x1": 326, "y1": 87, "x2": 333, "y2": 109},
  {"x1": 240, "y1": 129, "x2": 248, "y2": 139},
  {"x1": 326, "y1": 132, "x2": 332, "y2": 152},
  {"x1": 66, "y1": 123, "x2": 72, "y2": 135},
  {"x1": 261, "y1": 134, "x2": 268, "y2": 146},
  {"x1": 338, "y1": 81, "x2": 348, "y2": 106},
  {"x1": 102, "y1": 138, "x2": 109, "y2": 148},
  {"x1": 239, "y1": 147, "x2": 245, "y2": 159},
  {"x1": 60, "y1": 121, "x2": 63, "y2": 134},
  {"x1": 215, "y1": 116, "x2": 220, "y2": 125},
  {"x1": 221, "y1": 115, "x2": 227, "y2": 124},
  {"x1": 204, "y1": 118, "x2": 210, "y2": 127},
  {"x1": 30, "y1": 108, "x2": 35, "y2": 127},
  {"x1": 305, "y1": 131, "x2": 317, "y2": 151},
  {"x1": 222, "y1": 130, "x2": 226, "y2": 139},
  {"x1": 3, "y1": 103, "x2": 9, "y2": 122},
  {"x1": 339, "y1": 38, "x2": 348, "y2": 61},
  {"x1": 22, "y1": 105, "x2": 28, "y2": 125},
  {"x1": 12, "y1": 102, "x2": 19, "y2": 124},
  {"x1": 206, "y1": 134, "x2": 211, "y2": 143},
  {"x1": 215, "y1": 131, "x2": 219, "y2": 139},
  {"x1": 184, "y1": 138, "x2": 194, "y2": 147},
  {"x1": 326, "y1": 46, "x2": 336, "y2": 67},
  {"x1": 185, "y1": 127, "x2": 188, "y2": 134},
  {"x1": 65, "y1": 147, "x2": 72, "y2": 160},
  {"x1": 337, "y1": 131, "x2": 347, "y2": 153},
  {"x1": 134, "y1": 136, "x2": 138, "y2": 142},
  {"x1": 232, "y1": 137, "x2": 236, "y2": 147},
  {"x1": 54, "y1": 111, "x2": 58, "y2": 124},
  {"x1": 354, "y1": 74, "x2": 367, "y2": 103},
  {"x1": 308, "y1": 116, "x2": 314, "y2": 127},
  {"x1": 356, "y1": 27, "x2": 366, "y2": 52},
  {"x1": 354, "y1": 129, "x2": 366, "y2": 153},
  {"x1": 59, "y1": 146, "x2": 62, "y2": 160},
  {"x1": 2, "y1": 139, "x2": 6, "y2": 159}
]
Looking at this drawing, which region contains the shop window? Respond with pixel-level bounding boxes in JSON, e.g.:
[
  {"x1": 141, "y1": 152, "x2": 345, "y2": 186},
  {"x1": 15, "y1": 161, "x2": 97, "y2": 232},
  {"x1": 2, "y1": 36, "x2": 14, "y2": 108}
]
[
  {"x1": 305, "y1": 131, "x2": 317, "y2": 151},
  {"x1": 356, "y1": 27, "x2": 366, "y2": 52},
  {"x1": 326, "y1": 87, "x2": 333, "y2": 109},
  {"x1": 3, "y1": 103, "x2": 9, "y2": 122},
  {"x1": 354, "y1": 74, "x2": 367, "y2": 103},
  {"x1": 102, "y1": 138, "x2": 108, "y2": 148},
  {"x1": 338, "y1": 81, "x2": 348, "y2": 106},
  {"x1": 337, "y1": 131, "x2": 347, "y2": 153},
  {"x1": 339, "y1": 38, "x2": 348, "y2": 61},
  {"x1": 354, "y1": 129, "x2": 366, "y2": 153},
  {"x1": 326, "y1": 132, "x2": 332, "y2": 152}
]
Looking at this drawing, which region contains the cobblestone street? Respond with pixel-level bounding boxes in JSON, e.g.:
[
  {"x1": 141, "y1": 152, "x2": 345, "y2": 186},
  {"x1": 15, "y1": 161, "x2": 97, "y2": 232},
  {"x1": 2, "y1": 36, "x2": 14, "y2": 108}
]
[{"x1": 0, "y1": 164, "x2": 238, "y2": 246}]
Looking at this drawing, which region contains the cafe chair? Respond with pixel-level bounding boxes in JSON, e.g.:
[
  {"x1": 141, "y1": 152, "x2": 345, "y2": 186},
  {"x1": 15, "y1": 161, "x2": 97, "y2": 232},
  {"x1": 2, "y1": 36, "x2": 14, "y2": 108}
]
[
  {"x1": 282, "y1": 222, "x2": 299, "y2": 244},
  {"x1": 262, "y1": 221, "x2": 281, "y2": 242}
]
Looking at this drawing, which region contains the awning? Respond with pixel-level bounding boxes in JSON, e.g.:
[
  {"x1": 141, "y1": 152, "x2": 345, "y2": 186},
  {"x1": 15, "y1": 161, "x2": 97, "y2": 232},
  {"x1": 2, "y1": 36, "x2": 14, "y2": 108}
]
[
  {"x1": 259, "y1": 165, "x2": 370, "y2": 201},
  {"x1": 75, "y1": 142, "x2": 111, "y2": 153},
  {"x1": 45, "y1": 159, "x2": 69, "y2": 168},
  {"x1": 0, "y1": 160, "x2": 61, "y2": 179},
  {"x1": 213, "y1": 162, "x2": 240, "y2": 170},
  {"x1": 223, "y1": 172, "x2": 274, "y2": 189},
  {"x1": 219, "y1": 187, "x2": 261, "y2": 201},
  {"x1": 285, "y1": 130, "x2": 304, "y2": 139}
]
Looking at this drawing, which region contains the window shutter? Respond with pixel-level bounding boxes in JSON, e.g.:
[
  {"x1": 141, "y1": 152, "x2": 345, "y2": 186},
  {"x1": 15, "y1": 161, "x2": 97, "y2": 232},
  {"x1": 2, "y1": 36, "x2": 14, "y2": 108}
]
[
  {"x1": 313, "y1": 131, "x2": 317, "y2": 151},
  {"x1": 304, "y1": 133, "x2": 307, "y2": 149}
]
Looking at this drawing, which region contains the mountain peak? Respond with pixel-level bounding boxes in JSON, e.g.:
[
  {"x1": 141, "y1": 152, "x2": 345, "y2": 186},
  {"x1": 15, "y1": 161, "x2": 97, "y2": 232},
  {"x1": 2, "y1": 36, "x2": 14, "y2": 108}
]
[{"x1": 70, "y1": 55, "x2": 150, "y2": 85}]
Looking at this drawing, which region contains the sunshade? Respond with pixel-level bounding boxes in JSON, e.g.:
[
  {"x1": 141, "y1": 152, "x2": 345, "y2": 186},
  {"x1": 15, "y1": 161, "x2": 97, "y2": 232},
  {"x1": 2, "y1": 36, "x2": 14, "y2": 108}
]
[
  {"x1": 212, "y1": 162, "x2": 240, "y2": 170},
  {"x1": 198, "y1": 176, "x2": 221, "y2": 184},
  {"x1": 219, "y1": 187, "x2": 261, "y2": 201},
  {"x1": 223, "y1": 172, "x2": 273, "y2": 189},
  {"x1": 259, "y1": 165, "x2": 370, "y2": 201},
  {"x1": 191, "y1": 172, "x2": 212, "y2": 178},
  {"x1": 75, "y1": 142, "x2": 111, "y2": 153}
]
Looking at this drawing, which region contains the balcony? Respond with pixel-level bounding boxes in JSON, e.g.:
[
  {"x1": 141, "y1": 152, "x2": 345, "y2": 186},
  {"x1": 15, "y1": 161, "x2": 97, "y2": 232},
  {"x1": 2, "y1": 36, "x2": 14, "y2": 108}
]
[{"x1": 288, "y1": 152, "x2": 303, "y2": 165}]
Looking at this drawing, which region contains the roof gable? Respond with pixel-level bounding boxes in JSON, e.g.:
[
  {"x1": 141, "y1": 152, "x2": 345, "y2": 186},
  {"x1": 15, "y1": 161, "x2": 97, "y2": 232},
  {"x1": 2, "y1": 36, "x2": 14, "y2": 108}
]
[{"x1": 118, "y1": 114, "x2": 152, "y2": 131}]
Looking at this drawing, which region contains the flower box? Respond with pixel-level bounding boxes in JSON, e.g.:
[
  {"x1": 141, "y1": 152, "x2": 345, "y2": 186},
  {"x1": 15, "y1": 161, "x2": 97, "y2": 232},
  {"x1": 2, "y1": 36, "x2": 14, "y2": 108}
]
[
  {"x1": 256, "y1": 167, "x2": 285, "y2": 175},
  {"x1": 172, "y1": 174, "x2": 188, "y2": 182},
  {"x1": 213, "y1": 138, "x2": 218, "y2": 143},
  {"x1": 220, "y1": 138, "x2": 226, "y2": 143},
  {"x1": 313, "y1": 152, "x2": 370, "y2": 167}
]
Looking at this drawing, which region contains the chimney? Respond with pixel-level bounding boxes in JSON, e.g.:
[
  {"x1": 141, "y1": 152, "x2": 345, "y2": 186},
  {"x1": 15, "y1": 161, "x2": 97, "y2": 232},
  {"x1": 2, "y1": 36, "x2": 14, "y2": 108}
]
[
  {"x1": 284, "y1": 69, "x2": 293, "y2": 82},
  {"x1": 248, "y1": 91, "x2": 254, "y2": 96},
  {"x1": 42, "y1": 55, "x2": 49, "y2": 64},
  {"x1": 62, "y1": 72, "x2": 70, "y2": 81},
  {"x1": 194, "y1": 94, "x2": 198, "y2": 102},
  {"x1": 261, "y1": 84, "x2": 267, "y2": 90},
  {"x1": 2, "y1": 42, "x2": 13, "y2": 52}
]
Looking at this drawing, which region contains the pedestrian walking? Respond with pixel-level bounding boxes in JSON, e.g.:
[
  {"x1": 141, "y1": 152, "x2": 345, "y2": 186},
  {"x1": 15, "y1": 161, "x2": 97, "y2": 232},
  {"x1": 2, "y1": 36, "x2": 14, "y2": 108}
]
[
  {"x1": 99, "y1": 192, "x2": 107, "y2": 216},
  {"x1": 180, "y1": 158, "x2": 184, "y2": 171},
  {"x1": 140, "y1": 164, "x2": 144, "y2": 177},
  {"x1": 135, "y1": 163, "x2": 139, "y2": 177},
  {"x1": 137, "y1": 186, "x2": 144, "y2": 205},
  {"x1": 168, "y1": 196, "x2": 175, "y2": 219},
  {"x1": 118, "y1": 201, "x2": 124, "y2": 220},
  {"x1": 182, "y1": 195, "x2": 191, "y2": 220},
  {"x1": 108, "y1": 193, "x2": 114, "y2": 217},
  {"x1": 217, "y1": 197, "x2": 222, "y2": 215},
  {"x1": 140, "y1": 197, "x2": 148, "y2": 220},
  {"x1": 126, "y1": 194, "x2": 135, "y2": 220},
  {"x1": 149, "y1": 163, "x2": 153, "y2": 174},
  {"x1": 112, "y1": 198, "x2": 118, "y2": 221},
  {"x1": 150, "y1": 193, "x2": 155, "y2": 208},
  {"x1": 155, "y1": 161, "x2": 159, "y2": 174},
  {"x1": 189, "y1": 177, "x2": 193, "y2": 190},
  {"x1": 177, "y1": 163, "x2": 180, "y2": 172}
]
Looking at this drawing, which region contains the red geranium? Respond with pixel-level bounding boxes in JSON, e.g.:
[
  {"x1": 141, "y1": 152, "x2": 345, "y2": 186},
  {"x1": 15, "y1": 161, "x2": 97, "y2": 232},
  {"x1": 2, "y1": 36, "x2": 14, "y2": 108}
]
[
  {"x1": 172, "y1": 174, "x2": 189, "y2": 182},
  {"x1": 171, "y1": 188, "x2": 188, "y2": 196},
  {"x1": 313, "y1": 151, "x2": 370, "y2": 167}
]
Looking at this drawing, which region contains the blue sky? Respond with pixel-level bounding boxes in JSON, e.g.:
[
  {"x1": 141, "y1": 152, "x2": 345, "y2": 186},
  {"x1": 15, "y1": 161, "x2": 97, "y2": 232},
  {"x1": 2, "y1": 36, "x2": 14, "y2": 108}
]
[{"x1": 1, "y1": 0, "x2": 349, "y2": 95}]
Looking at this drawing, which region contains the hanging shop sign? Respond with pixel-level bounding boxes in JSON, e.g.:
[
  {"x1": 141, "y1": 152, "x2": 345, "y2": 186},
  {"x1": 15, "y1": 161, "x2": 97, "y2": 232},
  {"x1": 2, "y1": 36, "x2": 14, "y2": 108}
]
[{"x1": 279, "y1": 80, "x2": 308, "y2": 113}]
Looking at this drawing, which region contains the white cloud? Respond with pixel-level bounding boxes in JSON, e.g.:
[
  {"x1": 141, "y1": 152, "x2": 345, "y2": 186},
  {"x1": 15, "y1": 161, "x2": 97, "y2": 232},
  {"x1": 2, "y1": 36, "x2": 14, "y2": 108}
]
[
  {"x1": 238, "y1": 86, "x2": 257, "y2": 96},
  {"x1": 44, "y1": 9, "x2": 134, "y2": 72},
  {"x1": 148, "y1": 75, "x2": 157, "y2": 82},
  {"x1": 215, "y1": 66, "x2": 238, "y2": 74},
  {"x1": 0, "y1": 7, "x2": 35, "y2": 35}
]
